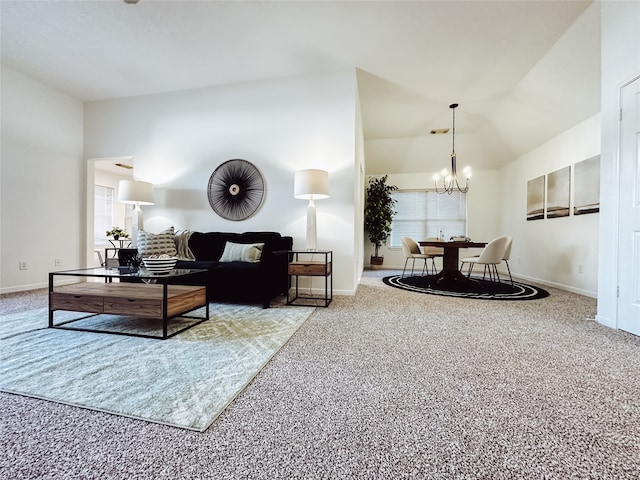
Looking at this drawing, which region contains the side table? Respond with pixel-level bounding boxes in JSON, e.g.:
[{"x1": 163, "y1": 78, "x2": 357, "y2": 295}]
[{"x1": 287, "y1": 250, "x2": 332, "y2": 307}]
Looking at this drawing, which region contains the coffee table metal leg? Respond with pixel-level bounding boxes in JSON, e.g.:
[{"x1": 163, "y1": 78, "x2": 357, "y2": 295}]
[
  {"x1": 48, "y1": 272, "x2": 54, "y2": 327},
  {"x1": 162, "y1": 282, "x2": 169, "y2": 339}
]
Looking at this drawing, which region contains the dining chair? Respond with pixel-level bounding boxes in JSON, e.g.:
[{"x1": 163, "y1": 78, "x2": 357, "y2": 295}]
[
  {"x1": 421, "y1": 237, "x2": 444, "y2": 275},
  {"x1": 502, "y1": 236, "x2": 513, "y2": 285},
  {"x1": 460, "y1": 236, "x2": 509, "y2": 282},
  {"x1": 94, "y1": 249, "x2": 105, "y2": 268},
  {"x1": 401, "y1": 237, "x2": 433, "y2": 278}
]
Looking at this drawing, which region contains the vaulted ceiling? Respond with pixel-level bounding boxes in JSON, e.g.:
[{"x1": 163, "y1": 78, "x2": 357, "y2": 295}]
[{"x1": 1, "y1": 0, "x2": 599, "y2": 172}]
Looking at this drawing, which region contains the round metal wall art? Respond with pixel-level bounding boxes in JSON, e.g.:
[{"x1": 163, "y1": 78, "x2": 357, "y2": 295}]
[{"x1": 207, "y1": 159, "x2": 265, "y2": 221}]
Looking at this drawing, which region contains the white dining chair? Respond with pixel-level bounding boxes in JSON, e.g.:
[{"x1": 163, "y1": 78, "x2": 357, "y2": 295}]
[
  {"x1": 502, "y1": 236, "x2": 513, "y2": 285},
  {"x1": 460, "y1": 236, "x2": 509, "y2": 282},
  {"x1": 420, "y1": 237, "x2": 444, "y2": 275},
  {"x1": 401, "y1": 237, "x2": 433, "y2": 277}
]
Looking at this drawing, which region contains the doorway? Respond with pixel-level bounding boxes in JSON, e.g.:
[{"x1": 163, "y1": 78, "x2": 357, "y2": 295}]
[{"x1": 85, "y1": 157, "x2": 134, "y2": 268}]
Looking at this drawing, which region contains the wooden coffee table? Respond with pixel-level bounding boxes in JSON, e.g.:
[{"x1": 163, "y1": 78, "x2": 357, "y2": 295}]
[{"x1": 49, "y1": 267, "x2": 208, "y2": 339}]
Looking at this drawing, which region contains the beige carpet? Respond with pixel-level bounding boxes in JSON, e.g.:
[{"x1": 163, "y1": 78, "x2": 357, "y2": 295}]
[{"x1": 1, "y1": 273, "x2": 639, "y2": 479}]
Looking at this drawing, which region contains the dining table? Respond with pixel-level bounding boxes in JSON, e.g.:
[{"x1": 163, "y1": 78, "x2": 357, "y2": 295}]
[{"x1": 419, "y1": 240, "x2": 487, "y2": 291}]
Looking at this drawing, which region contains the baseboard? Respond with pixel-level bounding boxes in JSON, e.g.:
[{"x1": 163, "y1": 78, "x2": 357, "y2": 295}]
[
  {"x1": 1, "y1": 278, "x2": 77, "y2": 295},
  {"x1": 512, "y1": 273, "x2": 596, "y2": 298},
  {"x1": 0, "y1": 281, "x2": 49, "y2": 295},
  {"x1": 595, "y1": 314, "x2": 616, "y2": 329}
]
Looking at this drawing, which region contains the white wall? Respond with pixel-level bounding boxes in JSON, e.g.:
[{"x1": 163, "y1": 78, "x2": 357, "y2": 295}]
[
  {"x1": 501, "y1": 114, "x2": 601, "y2": 297},
  {"x1": 0, "y1": 66, "x2": 84, "y2": 293},
  {"x1": 84, "y1": 70, "x2": 359, "y2": 295},
  {"x1": 597, "y1": 0, "x2": 640, "y2": 327}
]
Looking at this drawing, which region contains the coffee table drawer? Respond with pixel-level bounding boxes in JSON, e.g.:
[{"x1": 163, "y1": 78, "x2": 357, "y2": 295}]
[
  {"x1": 104, "y1": 297, "x2": 161, "y2": 318},
  {"x1": 51, "y1": 293, "x2": 104, "y2": 313},
  {"x1": 167, "y1": 287, "x2": 206, "y2": 318}
]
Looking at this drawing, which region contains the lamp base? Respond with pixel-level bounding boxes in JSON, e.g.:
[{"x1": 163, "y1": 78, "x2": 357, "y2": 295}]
[
  {"x1": 131, "y1": 203, "x2": 144, "y2": 246},
  {"x1": 305, "y1": 200, "x2": 317, "y2": 250}
]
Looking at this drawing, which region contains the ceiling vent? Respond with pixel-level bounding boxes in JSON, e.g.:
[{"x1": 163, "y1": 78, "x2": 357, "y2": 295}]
[
  {"x1": 115, "y1": 163, "x2": 133, "y2": 170},
  {"x1": 430, "y1": 128, "x2": 450, "y2": 135}
]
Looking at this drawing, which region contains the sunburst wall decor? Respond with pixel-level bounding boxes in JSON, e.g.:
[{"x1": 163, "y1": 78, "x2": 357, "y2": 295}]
[{"x1": 207, "y1": 159, "x2": 265, "y2": 221}]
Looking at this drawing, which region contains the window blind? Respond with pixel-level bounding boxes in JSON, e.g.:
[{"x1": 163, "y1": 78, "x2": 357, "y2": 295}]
[
  {"x1": 94, "y1": 185, "x2": 114, "y2": 244},
  {"x1": 390, "y1": 190, "x2": 467, "y2": 248}
]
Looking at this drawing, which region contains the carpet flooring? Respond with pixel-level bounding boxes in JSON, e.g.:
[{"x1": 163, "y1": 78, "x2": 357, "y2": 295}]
[
  {"x1": 1, "y1": 303, "x2": 313, "y2": 431},
  {"x1": 1, "y1": 274, "x2": 639, "y2": 479}
]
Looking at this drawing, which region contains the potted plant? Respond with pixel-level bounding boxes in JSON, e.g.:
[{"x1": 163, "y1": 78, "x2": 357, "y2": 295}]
[
  {"x1": 105, "y1": 227, "x2": 130, "y2": 240},
  {"x1": 364, "y1": 175, "x2": 397, "y2": 266}
]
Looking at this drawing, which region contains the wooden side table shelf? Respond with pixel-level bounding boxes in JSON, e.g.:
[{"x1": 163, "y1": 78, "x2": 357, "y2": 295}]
[{"x1": 287, "y1": 250, "x2": 332, "y2": 307}]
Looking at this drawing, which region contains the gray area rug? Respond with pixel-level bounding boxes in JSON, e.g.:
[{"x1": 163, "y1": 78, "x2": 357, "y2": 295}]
[{"x1": 0, "y1": 303, "x2": 313, "y2": 431}]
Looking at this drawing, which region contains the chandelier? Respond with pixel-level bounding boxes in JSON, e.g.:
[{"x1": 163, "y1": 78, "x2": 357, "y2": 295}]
[{"x1": 433, "y1": 103, "x2": 471, "y2": 194}]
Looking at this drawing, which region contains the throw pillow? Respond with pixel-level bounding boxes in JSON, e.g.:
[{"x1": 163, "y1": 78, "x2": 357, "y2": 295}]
[
  {"x1": 219, "y1": 242, "x2": 264, "y2": 263},
  {"x1": 174, "y1": 229, "x2": 196, "y2": 260},
  {"x1": 137, "y1": 226, "x2": 177, "y2": 258}
]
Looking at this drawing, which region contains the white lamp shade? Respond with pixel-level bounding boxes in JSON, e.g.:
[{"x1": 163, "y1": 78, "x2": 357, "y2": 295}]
[
  {"x1": 118, "y1": 180, "x2": 154, "y2": 205},
  {"x1": 294, "y1": 169, "x2": 329, "y2": 200}
]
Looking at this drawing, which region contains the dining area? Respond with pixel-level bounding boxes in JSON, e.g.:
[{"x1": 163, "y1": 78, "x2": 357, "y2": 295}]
[{"x1": 399, "y1": 236, "x2": 513, "y2": 294}]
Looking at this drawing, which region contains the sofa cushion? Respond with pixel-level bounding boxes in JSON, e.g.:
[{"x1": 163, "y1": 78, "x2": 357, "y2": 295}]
[
  {"x1": 187, "y1": 231, "x2": 288, "y2": 261},
  {"x1": 137, "y1": 226, "x2": 177, "y2": 258},
  {"x1": 188, "y1": 232, "x2": 230, "y2": 261},
  {"x1": 219, "y1": 242, "x2": 264, "y2": 263}
]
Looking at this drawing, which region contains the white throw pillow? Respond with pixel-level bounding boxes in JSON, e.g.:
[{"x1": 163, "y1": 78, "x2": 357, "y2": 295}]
[
  {"x1": 219, "y1": 242, "x2": 264, "y2": 263},
  {"x1": 137, "y1": 227, "x2": 177, "y2": 258}
]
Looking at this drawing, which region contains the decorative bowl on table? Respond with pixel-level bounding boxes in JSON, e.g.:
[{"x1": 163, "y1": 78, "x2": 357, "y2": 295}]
[{"x1": 142, "y1": 256, "x2": 177, "y2": 275}]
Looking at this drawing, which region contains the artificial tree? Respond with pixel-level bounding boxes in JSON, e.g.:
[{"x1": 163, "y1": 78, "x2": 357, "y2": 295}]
[{"x1": 364, "y1": 175, "x2": 397, "y2": 265}]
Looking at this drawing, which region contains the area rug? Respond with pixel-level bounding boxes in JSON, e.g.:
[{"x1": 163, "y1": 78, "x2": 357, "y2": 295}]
[
  {"x1": 0, "y1": 303, "x2": 314, "y2": 431},
  {"x1": 383, "y1": 274, "x2": 550, "y2": 300}
]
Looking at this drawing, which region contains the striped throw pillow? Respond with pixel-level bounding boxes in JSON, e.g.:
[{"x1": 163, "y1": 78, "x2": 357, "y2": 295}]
[{"x1": 137, "y1": 227, "x2": 177, "y2": 258}]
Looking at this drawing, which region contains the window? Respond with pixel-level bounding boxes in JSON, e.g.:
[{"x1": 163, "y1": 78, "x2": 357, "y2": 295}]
[
  {"x1": 94, "y1": 185, "x2": 114, "y2": 245},
  {"x1": 390, "y1": 190, "x2": 467, "y2": 248}
]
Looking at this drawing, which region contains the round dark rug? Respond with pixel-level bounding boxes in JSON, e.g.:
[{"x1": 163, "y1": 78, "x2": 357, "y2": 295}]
[{"x1": 383, "y1": 274, "x2": 550, "y2": 300}]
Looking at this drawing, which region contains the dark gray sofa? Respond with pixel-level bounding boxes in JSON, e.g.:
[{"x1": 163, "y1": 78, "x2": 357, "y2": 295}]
[{"x1": 172, "y1": 231, "x2": 293, "y2": 308}]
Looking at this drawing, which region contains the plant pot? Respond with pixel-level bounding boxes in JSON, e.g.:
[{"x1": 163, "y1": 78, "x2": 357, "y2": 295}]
[{"x1": 370, "y1": 255, "x2": 384, "y2": 266}]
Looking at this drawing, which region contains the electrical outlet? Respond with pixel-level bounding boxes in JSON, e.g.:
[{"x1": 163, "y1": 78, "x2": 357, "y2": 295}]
[
  {"x1": 19, "y1": 261, "x2": 27, "y2": 270},
  {"x1": 578, "y1": 264, "x2": 584, "y2": 274},
  {"x1": 55, "y1": 258, "x2": 61, "y2": 266}
]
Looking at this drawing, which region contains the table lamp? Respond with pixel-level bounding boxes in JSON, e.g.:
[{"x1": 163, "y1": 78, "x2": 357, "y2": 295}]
[
  {"x1": 118, "y1": 180, "x2": 154, "y2": 245},
  {"x1": 294, "y1": 169, "x2": 329, "y2": 250}
]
